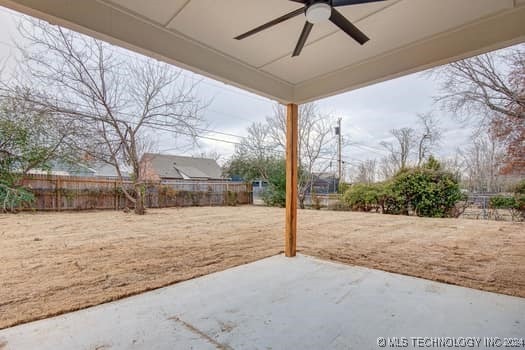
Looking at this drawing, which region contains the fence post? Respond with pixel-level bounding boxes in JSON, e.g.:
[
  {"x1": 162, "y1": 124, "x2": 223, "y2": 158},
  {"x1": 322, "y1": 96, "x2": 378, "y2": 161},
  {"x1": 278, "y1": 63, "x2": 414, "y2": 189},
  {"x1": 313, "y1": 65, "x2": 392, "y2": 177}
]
[
  {"x1": 114, "y1": 181, "x2": 118, "y2": 210},
  {"x1": 56, "y1": 178, "x2": 61, "y2": 212}
]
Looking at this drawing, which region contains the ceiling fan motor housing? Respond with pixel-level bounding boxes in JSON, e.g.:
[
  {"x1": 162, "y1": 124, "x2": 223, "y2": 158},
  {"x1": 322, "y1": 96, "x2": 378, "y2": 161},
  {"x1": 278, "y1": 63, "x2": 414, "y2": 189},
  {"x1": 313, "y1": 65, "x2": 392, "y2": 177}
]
[{"x1": 306, "y1": 2, "x2": 332, "y2": 24}]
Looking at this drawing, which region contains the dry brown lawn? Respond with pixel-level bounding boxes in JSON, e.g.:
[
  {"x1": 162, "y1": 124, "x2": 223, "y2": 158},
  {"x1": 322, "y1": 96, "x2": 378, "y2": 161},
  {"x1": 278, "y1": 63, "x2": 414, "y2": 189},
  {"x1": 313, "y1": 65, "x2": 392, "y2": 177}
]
[{"x1": 1, "y1": 206, "x2": 524, "y2": 329}]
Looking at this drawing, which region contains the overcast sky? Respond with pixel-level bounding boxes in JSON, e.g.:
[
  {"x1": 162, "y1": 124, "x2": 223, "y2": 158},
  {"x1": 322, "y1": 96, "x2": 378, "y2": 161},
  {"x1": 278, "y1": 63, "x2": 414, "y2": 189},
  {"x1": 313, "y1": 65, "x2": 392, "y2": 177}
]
[{"x1": 0, "y1": 6, "x2": 479, "y2": 174}]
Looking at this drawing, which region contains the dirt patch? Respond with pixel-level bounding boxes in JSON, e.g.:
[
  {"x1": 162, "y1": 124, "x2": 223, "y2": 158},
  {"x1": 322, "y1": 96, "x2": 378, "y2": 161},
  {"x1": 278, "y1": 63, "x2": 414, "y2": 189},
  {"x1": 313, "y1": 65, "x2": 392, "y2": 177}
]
[{"x1": 0, "y1": 206, "x2": 523, "y2": 329}]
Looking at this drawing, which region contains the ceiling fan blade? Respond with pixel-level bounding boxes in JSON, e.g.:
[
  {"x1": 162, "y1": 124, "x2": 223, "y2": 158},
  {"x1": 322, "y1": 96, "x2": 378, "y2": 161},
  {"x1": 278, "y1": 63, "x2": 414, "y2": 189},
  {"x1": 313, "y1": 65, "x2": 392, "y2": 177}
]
[
  {"x1": 292, "y1": 21, "x2": 314, "y2": 57},
  {"x1": 331, "y1": 0, "x2": 386, "y2": 7},
  {"x1": 329, "y1": 8, "x2": 369, "y2": 45},
  {"x1": 235, "y1": 7, "x2": 306, "y2": 40}
]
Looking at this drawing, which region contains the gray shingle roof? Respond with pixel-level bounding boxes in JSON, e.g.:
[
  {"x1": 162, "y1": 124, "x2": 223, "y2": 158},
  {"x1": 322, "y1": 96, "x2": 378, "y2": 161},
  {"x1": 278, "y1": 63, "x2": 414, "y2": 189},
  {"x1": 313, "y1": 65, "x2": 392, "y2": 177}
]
[{"x1": 141, "y1": 153, "x2": 222, "y2": 180}]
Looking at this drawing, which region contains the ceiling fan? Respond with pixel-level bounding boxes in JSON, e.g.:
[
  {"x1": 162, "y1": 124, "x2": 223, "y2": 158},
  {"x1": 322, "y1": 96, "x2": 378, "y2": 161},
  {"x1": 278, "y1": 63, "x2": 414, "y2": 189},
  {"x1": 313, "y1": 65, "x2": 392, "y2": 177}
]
[{"x1": 235, "y1": 0, "x2": 386, "y2": 57}]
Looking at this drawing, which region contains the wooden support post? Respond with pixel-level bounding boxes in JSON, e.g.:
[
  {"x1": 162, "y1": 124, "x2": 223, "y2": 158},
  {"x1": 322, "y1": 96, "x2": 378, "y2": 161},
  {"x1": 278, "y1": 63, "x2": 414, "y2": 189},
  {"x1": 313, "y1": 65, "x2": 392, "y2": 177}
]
[{"x1": 285, "y1": 103, "x2": 298, "y2": 257}]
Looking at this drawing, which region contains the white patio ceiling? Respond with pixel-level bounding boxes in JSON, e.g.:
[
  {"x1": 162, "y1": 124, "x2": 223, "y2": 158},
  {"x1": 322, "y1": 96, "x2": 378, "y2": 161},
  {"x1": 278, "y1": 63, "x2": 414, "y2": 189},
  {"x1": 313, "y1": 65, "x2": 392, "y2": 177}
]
[{"x1": 1, "y1": 0, "x2": 525, "y2": 104}]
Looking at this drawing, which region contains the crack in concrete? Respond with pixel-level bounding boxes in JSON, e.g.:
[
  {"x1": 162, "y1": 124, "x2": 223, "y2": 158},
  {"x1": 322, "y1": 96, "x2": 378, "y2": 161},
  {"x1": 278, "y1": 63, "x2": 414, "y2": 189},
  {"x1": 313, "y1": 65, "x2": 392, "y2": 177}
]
[
  {"x1": 335, "y1": 273, "x2": 369, "y2": 304},
  {"x1": 168, "y1": 316, "x2": 233, "y2": 350}
]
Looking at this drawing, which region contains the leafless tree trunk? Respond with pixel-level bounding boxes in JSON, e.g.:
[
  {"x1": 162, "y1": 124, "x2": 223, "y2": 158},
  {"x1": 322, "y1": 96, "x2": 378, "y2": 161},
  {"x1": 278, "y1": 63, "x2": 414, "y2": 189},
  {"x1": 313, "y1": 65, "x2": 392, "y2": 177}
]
[
  {"x1": 353, "y1": 159, "x2": 377, "y2": 184},
  {"x1": 460, "y1": 129, "x2": 505, "y2": 193},
  {"x1": 2, "y1": 18, "x2": 205, "y2": 214},
  {"x1": 380, "y1": 127, "x2": 416, "y2": 174},
  {"x1": 441, "y1": 153, "x2": 463, "y2": 182},
  {"x1": 416, "y1": 113, "x2": 442, "y2": 166}
]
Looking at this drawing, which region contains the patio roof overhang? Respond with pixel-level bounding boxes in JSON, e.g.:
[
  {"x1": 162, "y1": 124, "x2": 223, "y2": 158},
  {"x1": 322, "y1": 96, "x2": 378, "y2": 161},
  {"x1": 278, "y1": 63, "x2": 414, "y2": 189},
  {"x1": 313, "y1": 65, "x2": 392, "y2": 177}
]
[{"x1": 0, "y1": 0, "x2": 524, "y2": 105}]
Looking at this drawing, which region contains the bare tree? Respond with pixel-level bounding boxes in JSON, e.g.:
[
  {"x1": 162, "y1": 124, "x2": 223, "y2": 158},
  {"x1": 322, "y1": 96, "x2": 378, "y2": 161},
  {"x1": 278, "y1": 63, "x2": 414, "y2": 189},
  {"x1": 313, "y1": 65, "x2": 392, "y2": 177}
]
[
  {"x1": 416, "y1": 113, "x2": 442, "y2": 166},
  {"x1": 434, "y1": 46, "x2": 524, "y2": 120},
  {"x1": 353, "y1": 159, "x2": 377, "y2": 184},
  {"x1": 380, "y1": 127, "x2": 416, "y2": 173},
  {"x1": 432, "y1": 44, "x2": 524, "y2": 174},
  {"x1": 3, "y1": 19, "x2": 205, "y2": 214},
  {"x1": 460, "y1": 129, "x2": 505, "y2": 193},
  {"x1": 378, "y1": 155, "x2": 396, "y2": 180},
  {"x1": 194, "y1": 150, "x2": 223, "y2": 164},
  {"x1": 232, "y1": 122, "x2": 274, "y2": 180},
  {"x1": 441, "y1": 153, "x2": 463, "y2": 183}
]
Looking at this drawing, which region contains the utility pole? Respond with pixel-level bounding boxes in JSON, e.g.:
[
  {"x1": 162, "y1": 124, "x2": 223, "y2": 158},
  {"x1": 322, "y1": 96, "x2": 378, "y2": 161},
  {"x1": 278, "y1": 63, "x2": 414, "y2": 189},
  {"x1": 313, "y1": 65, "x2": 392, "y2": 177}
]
[{"x1": 335, "y1": 117, "x2": 342, "y2": 180}]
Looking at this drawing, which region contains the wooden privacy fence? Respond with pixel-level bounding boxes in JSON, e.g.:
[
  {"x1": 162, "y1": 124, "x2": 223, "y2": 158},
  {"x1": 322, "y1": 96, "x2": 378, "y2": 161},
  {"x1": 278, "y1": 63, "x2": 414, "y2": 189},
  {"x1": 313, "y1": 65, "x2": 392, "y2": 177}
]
[{"x1": 20, "y1": 175, "x2": 252, "y2": 211}]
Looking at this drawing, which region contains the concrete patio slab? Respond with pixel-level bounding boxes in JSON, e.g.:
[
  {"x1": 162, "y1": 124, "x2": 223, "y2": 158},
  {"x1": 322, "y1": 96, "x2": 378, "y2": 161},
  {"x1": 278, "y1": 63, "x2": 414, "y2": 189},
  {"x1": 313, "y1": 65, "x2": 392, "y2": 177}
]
[{"x1": 0, "y1": 254, "x2": 523, "y2": 350}]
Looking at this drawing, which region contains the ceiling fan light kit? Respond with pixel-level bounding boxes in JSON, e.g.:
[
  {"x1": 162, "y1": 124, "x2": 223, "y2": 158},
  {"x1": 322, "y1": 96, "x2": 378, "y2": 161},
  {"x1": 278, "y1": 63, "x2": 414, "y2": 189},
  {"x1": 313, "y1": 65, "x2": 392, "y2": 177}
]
[{"x1": 234, "y1": 0, "x2": 386, "y2": 57}]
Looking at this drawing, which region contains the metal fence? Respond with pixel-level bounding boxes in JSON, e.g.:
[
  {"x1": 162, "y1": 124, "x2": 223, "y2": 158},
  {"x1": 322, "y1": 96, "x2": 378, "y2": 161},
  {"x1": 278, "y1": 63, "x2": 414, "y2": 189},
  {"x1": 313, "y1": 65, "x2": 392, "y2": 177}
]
[
  {"x1": 20, "y1": 175, "x2": 252, "y2": 211},
  {"x1": 461, "y1": 193, "x2": 517, "y2": 221}
]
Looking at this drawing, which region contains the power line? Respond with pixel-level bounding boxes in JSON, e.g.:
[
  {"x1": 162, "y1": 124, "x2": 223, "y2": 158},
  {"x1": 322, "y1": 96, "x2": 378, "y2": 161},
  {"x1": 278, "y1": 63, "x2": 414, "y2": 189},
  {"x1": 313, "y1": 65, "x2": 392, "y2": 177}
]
[
  {"x1": 350, "y1": 142, "x2": 386, "y2": 153},
  {"x1": 350, "y1": 145, "x2": 385, "y2": 156},
  {"x1": 148, "y1": 124, "x2": 240, "y2": 145}
]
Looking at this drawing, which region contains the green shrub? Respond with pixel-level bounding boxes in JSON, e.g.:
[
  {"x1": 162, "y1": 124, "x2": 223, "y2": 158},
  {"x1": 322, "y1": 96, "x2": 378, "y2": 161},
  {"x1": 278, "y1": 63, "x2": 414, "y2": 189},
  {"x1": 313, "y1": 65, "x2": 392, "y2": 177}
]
[
  {"x1": 226, "y1": 191, "x2": 238, "y2": 206},
  {"x1": 262, "y1": 159, "x2": 286, "y2": 207},
  {"x1": 490, "y1": 195, "x2": 517, "y2": 209},
  {"x1": 515, "y1": 179, "x2": 525, "y2": 195},
  {"x1": 381, "y1": 184, "x2": 405, "y2": 215},
  {"x1": 343, "y1": 182, "x2": 385, "y2": 212},
  {"x1": 390, "y1": 168, "x2": 464, "y2": 218},
  {"x1": 511, "y1": 179, "x2": 525, "y2": 221},
  {"x1": 338, "y1": 182, "x2": 350, "y2": 194},
  {"x1": 343, "y1": 160, "x2": 463, "y2": 218},
  {"x1": 330, "y1": 201, "x2": 352, "y2": 211},
  {"x1": 0, "y1": 182, "x2": 34, "y2": 212}
]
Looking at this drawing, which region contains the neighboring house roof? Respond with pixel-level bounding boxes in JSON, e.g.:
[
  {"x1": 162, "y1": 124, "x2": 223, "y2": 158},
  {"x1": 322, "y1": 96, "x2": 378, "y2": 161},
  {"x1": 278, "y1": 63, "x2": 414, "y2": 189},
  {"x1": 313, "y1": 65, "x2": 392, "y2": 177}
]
[
  {"x1": 141, "y1": 153, "x2": 222, "y2": 180},
  {"x1": 28, "y1": 160, "x2": 95, "y2": 177},
  {"x1": 27, "y1": 160, "x2": 132, "y2": 179},
  {"x1": 91, "y1": 163, "x2": 131, "y2": 178}
]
